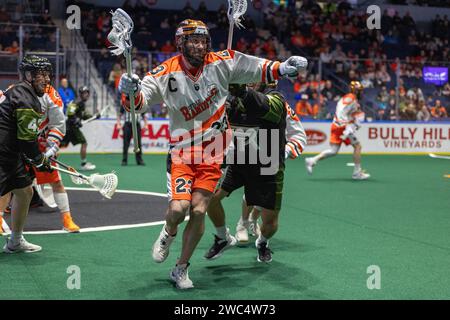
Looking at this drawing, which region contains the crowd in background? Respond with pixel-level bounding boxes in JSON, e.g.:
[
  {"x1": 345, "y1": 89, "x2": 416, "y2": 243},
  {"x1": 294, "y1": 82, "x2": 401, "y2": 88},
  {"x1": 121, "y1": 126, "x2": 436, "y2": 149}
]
[
  {"x1": 81, "y1": 0, "x2": 448, "y2": 121},
  {"x1": 0, "y1": 0, "x2": 449, "y2": 121}
]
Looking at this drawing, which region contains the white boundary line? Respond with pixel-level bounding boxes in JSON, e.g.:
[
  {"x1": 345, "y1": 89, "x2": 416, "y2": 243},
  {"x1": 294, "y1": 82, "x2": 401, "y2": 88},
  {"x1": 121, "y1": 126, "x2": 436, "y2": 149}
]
[
  {"x1": 19, "y1": 188, "x2": 168, "y2": 235},
  {"x1": 429, "y1": 153, "x2": 450, "y2": 160}
]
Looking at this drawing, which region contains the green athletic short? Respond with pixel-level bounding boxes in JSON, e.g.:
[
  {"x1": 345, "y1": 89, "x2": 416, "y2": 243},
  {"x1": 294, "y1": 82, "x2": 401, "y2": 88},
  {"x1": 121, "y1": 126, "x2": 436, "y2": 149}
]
[{"x1": 61, "y1": 127, "x2": 87, "y2": 146}]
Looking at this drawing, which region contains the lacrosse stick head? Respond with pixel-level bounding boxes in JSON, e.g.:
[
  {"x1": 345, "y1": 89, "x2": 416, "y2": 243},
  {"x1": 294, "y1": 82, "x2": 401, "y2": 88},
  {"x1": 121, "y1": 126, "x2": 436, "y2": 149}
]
[
  {"x1": 64, "y1": 166, "x2": 85, "y2": 185},
  {"x1": 107, "y1": 8, "x2": 134, "y2": 56},
  {"x1": 88, "y1": 172, "x2": 118, "y2": 199},
  {"x1": 227, "y1": 0, "x2": 248, "y2": 29}
]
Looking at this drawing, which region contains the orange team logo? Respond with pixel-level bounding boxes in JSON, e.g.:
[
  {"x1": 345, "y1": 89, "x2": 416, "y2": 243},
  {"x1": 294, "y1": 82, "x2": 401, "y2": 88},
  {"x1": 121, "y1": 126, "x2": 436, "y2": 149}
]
[{"x1": 180, "y1": 86, "x2": 218, "y2": 121}]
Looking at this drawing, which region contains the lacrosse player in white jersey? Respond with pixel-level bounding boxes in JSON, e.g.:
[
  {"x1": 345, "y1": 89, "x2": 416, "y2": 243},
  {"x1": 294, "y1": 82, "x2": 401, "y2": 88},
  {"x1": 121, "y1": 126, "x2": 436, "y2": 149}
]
[
  {"x1": 119, "y1": 19, "x2": 308, "y2": 289},
  {"x1": 305, "y1": 81, "x2": 370, "y2": 180}
]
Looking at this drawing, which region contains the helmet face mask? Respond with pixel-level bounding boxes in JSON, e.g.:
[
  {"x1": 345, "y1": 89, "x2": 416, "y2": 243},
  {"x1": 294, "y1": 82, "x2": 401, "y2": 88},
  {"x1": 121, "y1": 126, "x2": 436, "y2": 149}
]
[
  {"x1": 175, "y1": 19, "x2": 211, "y2": 68},
  {"x1": 20, "y1": 55, "x2": 53, "y2": 97},
  {"x1": 79, "y1": 86, "x2": 90, "y2": 100}
]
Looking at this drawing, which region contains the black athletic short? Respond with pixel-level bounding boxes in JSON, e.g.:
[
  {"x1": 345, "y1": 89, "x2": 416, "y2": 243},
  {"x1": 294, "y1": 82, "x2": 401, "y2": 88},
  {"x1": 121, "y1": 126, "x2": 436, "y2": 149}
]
[
  {"x1": 220, "y1": 164, "x2": 285, "y2": 211},
  {"x1": 0, "y1": 159, "x2": 33, "y2": 196},
  {"x1": 61, "y1": 127, "x2": 86, "y2": 147}
]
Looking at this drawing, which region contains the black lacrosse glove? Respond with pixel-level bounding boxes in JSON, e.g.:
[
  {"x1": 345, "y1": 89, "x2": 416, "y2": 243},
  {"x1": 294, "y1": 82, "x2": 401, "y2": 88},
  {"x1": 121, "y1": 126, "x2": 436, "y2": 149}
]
[
  {"x1": 96, "y1": 112, "x2": 101, "y2": 119},
  {"x1": 228, "y1": 84, "x2": 247, "y2": 99},
  {"x1": 33, "y1": 154, "x2": 53, "y2": 173}
]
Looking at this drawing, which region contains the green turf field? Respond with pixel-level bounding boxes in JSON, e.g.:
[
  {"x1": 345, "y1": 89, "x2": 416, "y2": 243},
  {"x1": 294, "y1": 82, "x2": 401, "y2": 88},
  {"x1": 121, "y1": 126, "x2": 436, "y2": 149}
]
[{"x1": 1, "y1": 154, "x2": 449, "y2": 299}]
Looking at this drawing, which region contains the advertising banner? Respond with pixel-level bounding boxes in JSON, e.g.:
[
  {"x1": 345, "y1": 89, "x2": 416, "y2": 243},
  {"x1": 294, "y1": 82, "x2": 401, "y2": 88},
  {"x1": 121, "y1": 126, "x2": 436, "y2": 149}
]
[{"x1": 60, "y1": 120, "x2": 450, "y2": 154}]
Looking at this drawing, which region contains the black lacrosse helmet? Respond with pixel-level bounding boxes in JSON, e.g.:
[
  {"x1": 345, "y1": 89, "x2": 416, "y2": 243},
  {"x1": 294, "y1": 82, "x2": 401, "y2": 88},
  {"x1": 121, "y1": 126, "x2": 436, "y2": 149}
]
[
  {"x1": 19, "y1": 55, "x2": 53, "y2": 77},
  {"x1": 79, "y1": 86, "x2": 90, "y2": 95}
]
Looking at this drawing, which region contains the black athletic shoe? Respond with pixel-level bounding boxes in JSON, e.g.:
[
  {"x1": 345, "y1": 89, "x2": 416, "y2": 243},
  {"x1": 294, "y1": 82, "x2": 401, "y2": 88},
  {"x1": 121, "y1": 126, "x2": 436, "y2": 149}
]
[
  {"x1": 137, "y1": 160, "x2": 145, "y2": 166},
  {"x1": 121, "y1": 160, "x2": 127, "y2": 166},
  {"x1": 256, "y1": 241, "x2": 273, "y2": 263},
  {"x1": 204, "y1": 232, "x2": 237, "y2": 260}
]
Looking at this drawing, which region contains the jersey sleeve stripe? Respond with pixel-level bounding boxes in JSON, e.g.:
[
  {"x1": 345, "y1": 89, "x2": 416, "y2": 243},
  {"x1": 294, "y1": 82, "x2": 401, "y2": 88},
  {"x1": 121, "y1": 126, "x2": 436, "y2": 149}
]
[
  {"x1": 261, "y1": 60, "x2": 269, "y2": 83},
  {"x1": 272, "y1": 62, "x2": 280, "y2": 81},
  {"x1": 290, "y1": 139, "x2": 304, "y2": 152},
  {"x1": 49, "y1": 128, "x2": 64, "y2": 139},
  {"x1": 286, "y1": 143, "x2": 298, "y2": 158}
]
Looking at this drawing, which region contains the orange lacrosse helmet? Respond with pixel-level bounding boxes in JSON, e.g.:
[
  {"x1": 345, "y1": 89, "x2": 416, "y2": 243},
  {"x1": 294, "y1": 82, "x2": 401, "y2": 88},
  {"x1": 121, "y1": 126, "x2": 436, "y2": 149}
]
[
  {"x1": 350, "y1": 81, "x2": 363, "y2": 93},
  {"x1": 175, "y1": 19, "x2": 211, "y2": 67}
]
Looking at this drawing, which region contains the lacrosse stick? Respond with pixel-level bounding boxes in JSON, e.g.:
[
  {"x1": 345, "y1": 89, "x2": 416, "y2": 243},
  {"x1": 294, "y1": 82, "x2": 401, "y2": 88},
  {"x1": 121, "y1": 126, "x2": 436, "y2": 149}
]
[
  {"x1": 81, "y1": 104, "x2": 113, "y2": 125},
  {"x1": 227, "y1": 0, "x2": 249, "y2": 49},
  {"x1": 50, "y1": 158, "x2": 118, "y2": 199},
  {"x1": 107, "y1": 8, "x2": 140, "y2": 153}
]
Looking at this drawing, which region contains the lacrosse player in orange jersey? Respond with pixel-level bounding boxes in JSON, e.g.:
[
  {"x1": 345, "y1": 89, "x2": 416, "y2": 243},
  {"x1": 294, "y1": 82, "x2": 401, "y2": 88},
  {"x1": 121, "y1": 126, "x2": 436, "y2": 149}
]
[
  {"x1": 305, "y1": 81, "x2": 370, "y2": 180},
  {"x1": 32, "y1": 83, "x2": 80, "y2": 233},
  {"x1": 119, "y1": 19, "x2": 308, "y2": 289}
]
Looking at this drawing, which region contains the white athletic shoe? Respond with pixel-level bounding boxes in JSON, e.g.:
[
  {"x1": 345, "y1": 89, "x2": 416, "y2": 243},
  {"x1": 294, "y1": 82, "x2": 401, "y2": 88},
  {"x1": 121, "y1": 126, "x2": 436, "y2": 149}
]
[
  {"x1": 170, "y1": 263, "x2": 194, "y2": 289},
  {"x1": 305, "y1": 157, "x2": 315, "y2": 175},
  {"x1": 3, "y1": 237, "x2": 42, "y2": 253},
  {"x1": 152, "y1": 225, "x2": 175, "y2": 263},
  {"x1": 235, "y1": 220, "x2": 249, "y2": 244},
  {"x1": 80, "y1": 162, "x2": 96, "y2": 171},
  {"x1": 352, "y1": 170, "x2": 371, "y2": 180},
  {"x1": 248, "y1": 220, "x2": 261, "y2": 237}
]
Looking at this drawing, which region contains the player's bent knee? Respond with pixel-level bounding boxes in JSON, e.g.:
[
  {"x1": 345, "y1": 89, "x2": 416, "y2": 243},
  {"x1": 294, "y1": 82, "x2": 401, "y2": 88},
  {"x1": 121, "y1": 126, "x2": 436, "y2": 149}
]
[{"x1": 168, "y1": 200, "x2": 190, "y2": 218}]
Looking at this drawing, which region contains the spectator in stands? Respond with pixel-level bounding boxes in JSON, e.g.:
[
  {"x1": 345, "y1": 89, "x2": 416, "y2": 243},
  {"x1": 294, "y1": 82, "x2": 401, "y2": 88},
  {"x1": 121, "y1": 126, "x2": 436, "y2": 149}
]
[
  {"x1": 416, "y1": 100, "x2": 431, "y2": 121},
  {"x1": 295, "y1": 94, "x2": 312, "y2": 118},
  {"x1": 160, "y1": 18, "x2": 170, "y2": 29},
  {"x1": 216, "y1": 4, "x2": 228, "y2": 29},
  {"x1": 182, "y1": 1, "x2": 195, "y2": 19},
  {"x1": 361, "y1": 72, "x2": 374, "y2": 88},
  {"x1": 319, "y1": 46, "x2": 332, "y2": 65},
  {"x1": 375, "y1": 65, "x2": 391, "y2": 86},
  {"x1": 310, "y1": 92, "x2": 323, "y2": 119},
  {"x1": 401, "y1": 103, "x2": 417, "y2": 121},
  {"x1": 376, "y1": 86, "x2": 389, "y2": 110},
  {"x1": 5, "y1": 40, "x2": 19, "y2": 55},
  {"x1": 197, "y1": 1, "x2": 208, "y2": 21},
  {"x1": 58, "y1": 78, "x2": 76, "y2": 114},
  {"x1": 382, "y1": 98, "x2": 397, "y2": 121},
  {"x1": 160, "y1": 40, "x2": 176, "y2": 53},
  {"x1": 0, "y1": 6, "x2": 10, "y2": 22},
  {"x1": 442, "y1": 83, "x2": 450, "y2": 97},
  {"x1": 148, "y1": 40, "x2": 159, "y2": 52},
  {"x1": 322, "y1": 80, "x2": 338, "y2": 101},
  {"x1": 407, "y1": 86, "x2": 424, "y2": 102},
  {"x1": 108, "y1": 63, "x2": 123, "y2": 91},
  {"x1": 136, "y1": 16, "x2": 151, "y2": 35},
  {"x1": 431, "y1": 100, "x2": 448, "y2": 119}
]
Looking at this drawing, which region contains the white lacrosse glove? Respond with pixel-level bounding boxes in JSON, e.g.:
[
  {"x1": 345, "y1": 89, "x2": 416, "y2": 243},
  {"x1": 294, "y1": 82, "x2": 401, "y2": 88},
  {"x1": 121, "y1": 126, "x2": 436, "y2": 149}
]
[
  {"x1": 118, "y1": 73, "x2": 141, "y2": 97},
  {"x1": 279, "y1": 56, "x2": 308, "y2": 80},
  {"x1": 45, "y1": 141, "x2": 59, "y2": 158},
  {"x1": 341, "y1": 125, "x2": 355, "y2": 140}
]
